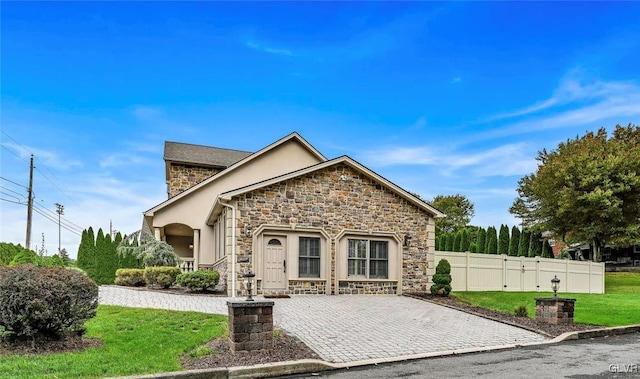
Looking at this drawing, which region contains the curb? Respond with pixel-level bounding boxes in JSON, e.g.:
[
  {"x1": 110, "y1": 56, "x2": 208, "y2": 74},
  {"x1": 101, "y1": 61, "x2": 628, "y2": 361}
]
[{"x1": 110, "y1": 326, "x2": 640, "y2": 379}]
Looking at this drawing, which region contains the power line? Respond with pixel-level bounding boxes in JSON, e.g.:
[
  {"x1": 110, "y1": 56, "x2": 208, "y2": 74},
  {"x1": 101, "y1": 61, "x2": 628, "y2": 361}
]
[
  {"x1": 32, "y1": 202, "x2": 83, "y2": 233},
  {"x1": 0, "y1": 198, "x2": 25, "y2": 205},
  {"x1": 0, "y1": 185, "x2": 26, "y2": 199},
  {"x1": 0, "y1": 145, "x2": 30, "y2": 165},
  {"x1": 32, "y1": 207, "x2": 82, "y2": 236},
  {"x1": 0, "y1": 176, "x2": 28, "y2": 189},
  {"x1": 0, "y1": 190, "x2": 22, "y2": 201}
]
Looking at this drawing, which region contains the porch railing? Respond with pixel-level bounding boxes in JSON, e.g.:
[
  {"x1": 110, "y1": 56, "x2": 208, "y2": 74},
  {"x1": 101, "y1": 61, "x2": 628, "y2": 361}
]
[{"x1": 179, "y1": 258, "x2": 195, "y2": 273}]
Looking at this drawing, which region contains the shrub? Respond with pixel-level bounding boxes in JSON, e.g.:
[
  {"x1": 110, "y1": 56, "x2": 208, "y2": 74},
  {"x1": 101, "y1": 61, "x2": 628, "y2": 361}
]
[
  {"x1": 430, "y1": 259, "x2": 452, "y2": 296},
  {"x1": 514, "y1": 305, "x2": 528, "y2": 317},
  {"x1": 177, "y1": 270, "x2": 220, "y2": 292},
  {"x1": 144, "y1": 266, "x2": 181, "y2": 288},
  {"x1": 115, "y1": 268, "x2": 146, "y2": 286},
  {"x1": 0, "y1": 265, "x2": 98, "y2": 340},
  {"x1": 9, "y1": 250, "x2": 42, "y2": 266},
  {"x1": 43, "y1": 254, "x2": 65, "y2": 267},
  {"x1": 558, "y1": 248, "x2": 571, "y2": 260}
]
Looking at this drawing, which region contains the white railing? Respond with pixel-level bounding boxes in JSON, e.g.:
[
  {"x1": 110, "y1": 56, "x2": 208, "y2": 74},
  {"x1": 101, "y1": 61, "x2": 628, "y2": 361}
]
[
  {"x1": 434, "y1": 251, "x2": 605, "y2": 294},
  {"x1": 179, "y1": 258, "x2": 195, "y2": 273}
]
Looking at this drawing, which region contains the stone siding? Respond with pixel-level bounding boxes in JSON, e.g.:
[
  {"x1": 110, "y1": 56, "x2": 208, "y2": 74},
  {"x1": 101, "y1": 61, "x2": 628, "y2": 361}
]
[
  {"x1": 233, "y1": 163, "x2": 435, "y2": 295},
  {"x1": 338, "y1": 280, "x2": 398, "y2": 294},
  {"x1": 210, "y1": 258, "x2": 227, "y2": 293},
  {"x1": 167, "y1": 163, "x2": 221, "y2": 198},
  {"x1": 288, "y1": 280, "x2": 327, "y2": 294}
]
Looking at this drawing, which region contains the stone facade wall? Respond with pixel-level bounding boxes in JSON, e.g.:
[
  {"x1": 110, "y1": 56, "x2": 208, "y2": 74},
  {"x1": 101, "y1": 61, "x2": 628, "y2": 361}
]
[
  {"x1": 167, "y1": 163, "x2": 221, "y2": 198},
  {"x1": 210, "y1": 258, "x2": 227, "y2": 293},
  {"x1": 338, "y1": 280, "x2": 397, "y2": 295},
  {"x1": 227, "y1": 301, "x2": 274, "y2": 352},
  {"x1": 288, "y1": 280, "x2": 327, "y2": 294},
  {"x1": 233, "y1": 163, "x2": 435, "y2": 295}
]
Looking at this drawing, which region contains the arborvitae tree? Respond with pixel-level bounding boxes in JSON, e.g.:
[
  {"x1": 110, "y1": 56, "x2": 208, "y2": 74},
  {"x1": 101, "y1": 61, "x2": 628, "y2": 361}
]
[
  {"x1": 528, "y1": 232, "x2": 542, "y2": 257},
  {"x1": 92, "y1": 228, "x2": 108, "y2": 284},
  {"x1": 469, "y1": 241, "x2": 477, "y2": 253},
  {"x1": 437, "y1": 235, "x2": 446, "y2": 251},
  {"x1": 476, "y1": 227, "x2": 486, "y2": 253},
  {"x1": 460, "y1": 228, "x2": 471, "y2": 252},
  {"x1": 508, "y1": 226, "x2": 521, "y2": 256},
  {"x1": 485, "y1": 226, "x2": 497, "y2": 254},
  {"x1": 498, "y1": 224, "x2": 510, "y2": 255},
  {"x1": 453, "y1": 231, "x2": 462, "y2": 252},
  {"x1": 487, "y1": 235, "x2": 498, "y2": 254},
  {"x1": 77, "y1": 227, "x2": 97, "y2": 276},
  {"x1": 518, "y1": 230, "x2": 531, "y2": 257},
  {"x1": 445, "y1": 233, "x2": 455, "y2": 251},
  {"x1": 541, "y1": 240, "x2": 553, "y2": 258}
]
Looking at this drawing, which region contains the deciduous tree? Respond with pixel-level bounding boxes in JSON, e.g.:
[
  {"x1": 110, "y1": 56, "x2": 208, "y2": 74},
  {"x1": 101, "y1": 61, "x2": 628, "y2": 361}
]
[
  {"x1": 431, "y1": 194, "x2": 475, "y2": 236},
  {"x1": 511, "y1": 124, "x2": 640, "y2": 261}
]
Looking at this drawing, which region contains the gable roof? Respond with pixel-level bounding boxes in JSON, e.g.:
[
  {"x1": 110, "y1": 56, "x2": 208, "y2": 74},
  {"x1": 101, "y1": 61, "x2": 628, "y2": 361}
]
[
  {"x1": 164, "y1": 141, "x2": 252, "y2": 168},
  {"x1": 145, "y1": 132, "x2": 327, "y2": 216},
  {"x1": 206, "y1": 155, "x2": 445, "y2": 224}
]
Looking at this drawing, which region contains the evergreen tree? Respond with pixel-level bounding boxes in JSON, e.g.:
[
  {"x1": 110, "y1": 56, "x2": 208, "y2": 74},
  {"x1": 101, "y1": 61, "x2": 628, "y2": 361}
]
[
  {"x1": 453, "y1": 231, "x2": 462, "y2": 252},
  {"x1": 437, "y1": 235, "x2": 446, "y2": 251},
  {"x1": 528, "y1": 232, "x2": 542, "y2": 257},
  {"x1": 518, "y1": 230, "x2": 531, "y2": 257},
  {"x1": 469, "y1": 242, "x2": 477, "y2": 253},
  {"x1": 445, "y1": 233, "x2": 455, "y2": 251},
  {"x1": 476, "y1": 227, "x2": 486, "y2": 254},
  {"x1": 93, "y1": 228, "x2": 108, "y2": 284},
  {"x1": 508, "y1": 226, "x2": 521, "y2": 256},
  {"x1": 485, "y1": 226, "x2": 498, "y2": 254},
  {"x1": 487, "y1": 235, "x2": 498, "y2": 254},
  {"x1": 461, "y1": 228, "x2": 471, "y2": 252},
  {"x1": 541, "y1": 240, "x2": 553, "y2": 258},
  {"x1": 76, "y1": 228, "x2": 96, "y2": 275},
  {"x1": 498, "y1": 224, "x2": 510, "y2": 255}
]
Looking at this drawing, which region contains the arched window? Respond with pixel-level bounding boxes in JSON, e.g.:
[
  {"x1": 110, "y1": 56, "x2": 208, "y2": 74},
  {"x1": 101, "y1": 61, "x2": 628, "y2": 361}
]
[{"x1": 268, "y1": 239, "x2": 282, "y2": 246}]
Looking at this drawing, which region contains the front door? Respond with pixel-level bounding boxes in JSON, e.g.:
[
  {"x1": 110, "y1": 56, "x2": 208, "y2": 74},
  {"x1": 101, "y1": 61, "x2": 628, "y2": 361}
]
[{"x1": 263, "y1": 237, "x2": 286, "y2": 290}]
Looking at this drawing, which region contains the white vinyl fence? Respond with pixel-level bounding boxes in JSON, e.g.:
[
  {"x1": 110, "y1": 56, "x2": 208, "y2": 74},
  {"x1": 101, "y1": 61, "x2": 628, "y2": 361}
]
[{"x1": 434, "y1": 251, "x2": 605, "y2": 294}]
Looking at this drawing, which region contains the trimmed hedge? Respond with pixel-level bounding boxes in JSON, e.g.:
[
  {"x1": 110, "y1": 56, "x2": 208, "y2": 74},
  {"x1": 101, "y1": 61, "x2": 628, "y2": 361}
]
[
  {"x1": 115, "y1": 268, "x2": 146, "y2": 286},
  {"x1": 430, "y1": 259, "x2": 452, "y2": 296},
  {"x1": 0, "y1": 265, "x2": 98, "y2": 340},
  {"x1": 144, "y1": 266, "x2": 181, "y2": 289},
  {"x1": 177, "y1": 270, "x2": 220, "y2": 292}
]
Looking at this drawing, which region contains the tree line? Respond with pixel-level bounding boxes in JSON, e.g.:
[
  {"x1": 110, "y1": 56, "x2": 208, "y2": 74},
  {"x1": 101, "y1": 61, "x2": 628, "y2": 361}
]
[
  {"x1": 76, "y1": 227, "x2": 142, "y2": 284},
  {"x1": 436, "y1": 225, "x2": 554, "y2": 258}
]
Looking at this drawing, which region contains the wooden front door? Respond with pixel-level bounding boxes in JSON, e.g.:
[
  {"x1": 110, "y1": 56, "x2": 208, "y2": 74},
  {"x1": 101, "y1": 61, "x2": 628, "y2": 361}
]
[{"x1": 263, "y1": 237, "x2": 286, "y2": 290}]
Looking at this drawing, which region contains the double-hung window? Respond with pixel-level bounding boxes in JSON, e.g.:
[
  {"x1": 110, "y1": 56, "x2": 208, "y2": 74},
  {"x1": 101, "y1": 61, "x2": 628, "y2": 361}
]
[
  {"x1": 347, "y1": 239, "x2": 388, "y2": 279},
  {"x1": 299, "y1": 237, "x2": 320, "y2": 278}
]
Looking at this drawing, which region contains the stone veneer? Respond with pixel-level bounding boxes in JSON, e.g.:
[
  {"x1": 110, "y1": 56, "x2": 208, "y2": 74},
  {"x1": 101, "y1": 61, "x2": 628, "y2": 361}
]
[
  {"x1": 232, "y1": 163, "x2": 436, "y2": 295},
  {"x1": 338, "y1": 280, "x2": 398, "y2": 295},
  {"x1": 227, "y1": 300, "x2": 274, "y2": 352},
  {"x1": 167, "y1": 163, "x2": 221, "y2": 198},
  {"x1": 535, "y1": 297, "x2": 576, "y2": 325}
]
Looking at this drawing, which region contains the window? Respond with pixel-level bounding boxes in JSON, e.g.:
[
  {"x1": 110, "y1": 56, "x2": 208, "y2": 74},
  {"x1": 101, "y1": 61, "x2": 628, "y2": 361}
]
[
  {"x1": 299, "y1": 237, "x2": 320, "y2": 278},
  {"x1": 348, "y1": 239, "x2": 388, "y2": 279}
]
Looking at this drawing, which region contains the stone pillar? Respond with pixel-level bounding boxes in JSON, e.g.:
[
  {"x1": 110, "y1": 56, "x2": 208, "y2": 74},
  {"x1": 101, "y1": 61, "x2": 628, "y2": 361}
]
[
  {"x1": 227, "y1": 300, "x2": 274, "y2": 352},
  {"x1": 535, "y1": 298, "x2": 576, "y2": 325},
  {"x1": 193, "y1": 229, "x2": 200, "y2": 271}
]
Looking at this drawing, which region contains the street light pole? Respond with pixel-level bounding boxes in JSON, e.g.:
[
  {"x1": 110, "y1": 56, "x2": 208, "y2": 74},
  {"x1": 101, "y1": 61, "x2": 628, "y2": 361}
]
[{"x1": 55, "y1": 203, "x2": 64, "y2": 254}]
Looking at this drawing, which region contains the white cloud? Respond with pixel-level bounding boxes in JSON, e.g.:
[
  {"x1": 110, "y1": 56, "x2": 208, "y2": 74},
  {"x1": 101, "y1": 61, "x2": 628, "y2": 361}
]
[
  {"x1": 1, "y1": 142, "x2": 82, "y2": 171},
  {"x1": 245, "y1": 41, "x2": 293, "y2": 56},
  {"x1": 483, "y1": 70, "x2": 640, "y2": 138},
  {"x1": 363, "y1": 142, "x2": 536, "y2": 178}
]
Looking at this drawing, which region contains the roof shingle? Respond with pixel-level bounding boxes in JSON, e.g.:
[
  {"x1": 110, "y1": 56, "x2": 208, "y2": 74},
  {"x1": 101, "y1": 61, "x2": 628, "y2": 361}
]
[{"x1": 164, "y1": 141, "x2": 252, "y2": 168}]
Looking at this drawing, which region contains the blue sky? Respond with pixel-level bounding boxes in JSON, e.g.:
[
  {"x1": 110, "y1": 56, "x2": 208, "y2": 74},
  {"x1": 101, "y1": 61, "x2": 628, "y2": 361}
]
[{"x1": 2, "y1": 2, "x2": 639, "y2": 258}]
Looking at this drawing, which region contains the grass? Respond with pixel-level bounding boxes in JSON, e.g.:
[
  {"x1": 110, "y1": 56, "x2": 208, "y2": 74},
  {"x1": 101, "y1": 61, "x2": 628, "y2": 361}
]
[
  {"x1": 453, "y1": 272, "x2": 640, "y2": 327},
  {"x1": 0, "y1": 305, "x2": 227, "y2": 379}
]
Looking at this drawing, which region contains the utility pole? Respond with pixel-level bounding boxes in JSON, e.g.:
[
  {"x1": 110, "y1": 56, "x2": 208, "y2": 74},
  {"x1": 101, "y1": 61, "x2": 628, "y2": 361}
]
[
  {"x1": 55, "y1": 203, "x2": 64, "y2": 254},
  {"x1": 25, "y1": 154, "x2": 34, "y2": 250}
]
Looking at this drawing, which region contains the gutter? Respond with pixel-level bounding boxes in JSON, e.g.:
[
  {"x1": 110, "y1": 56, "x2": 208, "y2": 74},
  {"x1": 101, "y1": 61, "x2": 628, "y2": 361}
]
[{"x1": 220, "y1": 199, "x2": 237, "y2": 298}]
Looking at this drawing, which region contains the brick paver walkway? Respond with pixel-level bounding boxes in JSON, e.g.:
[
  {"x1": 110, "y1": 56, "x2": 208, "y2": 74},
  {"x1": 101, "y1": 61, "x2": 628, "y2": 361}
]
[{"x1": 99, "y1": 286, "x2": 547, "y2": 363}]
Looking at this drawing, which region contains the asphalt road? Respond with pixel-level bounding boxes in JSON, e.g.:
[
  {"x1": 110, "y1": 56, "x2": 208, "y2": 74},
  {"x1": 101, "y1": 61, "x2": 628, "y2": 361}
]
[{"x1": 287, "y1": 332, "x2": 640, "y2": 379}]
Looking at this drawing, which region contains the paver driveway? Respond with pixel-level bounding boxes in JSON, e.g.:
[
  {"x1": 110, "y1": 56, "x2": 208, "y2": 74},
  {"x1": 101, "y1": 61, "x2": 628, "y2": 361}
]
[{"x1": 99, "y1": 286, "x2": 547, "y2": 363}]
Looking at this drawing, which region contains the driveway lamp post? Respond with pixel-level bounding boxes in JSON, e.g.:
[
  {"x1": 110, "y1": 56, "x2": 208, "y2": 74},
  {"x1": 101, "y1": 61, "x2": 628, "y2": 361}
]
[
  {"x1": 551, "y1": 275, "x2": 560, "y2": 298},
  {"x1": 243, "y1": 271, "x2": 255, "y2": 301}
]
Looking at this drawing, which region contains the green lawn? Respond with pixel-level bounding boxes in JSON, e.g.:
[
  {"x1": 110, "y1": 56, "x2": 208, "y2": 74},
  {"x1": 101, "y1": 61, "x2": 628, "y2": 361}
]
[
  {"x1": 453, "y1": 272, "x2": 640, "y2": 327},
  {"x1": 0, "y1": 306, "x2": 227, "y2": 379}
]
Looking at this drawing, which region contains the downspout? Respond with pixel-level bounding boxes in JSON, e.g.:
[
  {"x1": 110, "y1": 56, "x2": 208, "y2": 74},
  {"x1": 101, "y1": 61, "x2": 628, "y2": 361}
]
[{"x1": 220, "y1": 199, "x2": 237, "y2": 298}]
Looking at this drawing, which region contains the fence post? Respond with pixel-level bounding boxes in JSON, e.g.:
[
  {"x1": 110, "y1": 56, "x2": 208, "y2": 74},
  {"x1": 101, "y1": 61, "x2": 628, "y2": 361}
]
[
  {"x1": 566, "y1": 258, "x2": 569, "y2": 293},
  {"x1": 536, "y1": 256, "x2": 540, "y2": 292},
  {"x1": 502, "y1": 254, "x2": 507, "y2": 292},
  {"x1": 465, "y1": 251, "x2": 470, "y2": 291}
]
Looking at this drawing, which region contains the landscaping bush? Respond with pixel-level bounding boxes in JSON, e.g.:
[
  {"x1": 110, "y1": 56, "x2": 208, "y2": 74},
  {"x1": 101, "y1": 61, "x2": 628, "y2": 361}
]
[
  {"x1": 144, "y1": 266, "x2": 181, "y2": 288},
  {"x1": 514, "y1": 305, "x2": 528, "y2": 317},
  {"x1": 115, "y1": 268, "x2": 146, "y2": 286},
  {"x1": 0, "y1": 265, "x2": 98, "y2": 340},
  {"x1": 9, "y1": 249, "x2": 42, "y2": 266},
  {"x1": 430, "y1": 259, "x2": 452, "y2": 296},
  {"x1": 176, "y1": 270, "x2": 220, "y2": 292}
]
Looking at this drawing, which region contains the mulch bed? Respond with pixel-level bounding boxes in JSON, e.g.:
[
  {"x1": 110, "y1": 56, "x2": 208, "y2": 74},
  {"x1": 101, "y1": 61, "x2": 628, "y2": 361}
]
[
  {"x1": 181, "y1": 331, "x2": 319, "y2": 369},
  {"x1": 407, "y1": 292, "x2": 598, "y2": 337}
]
